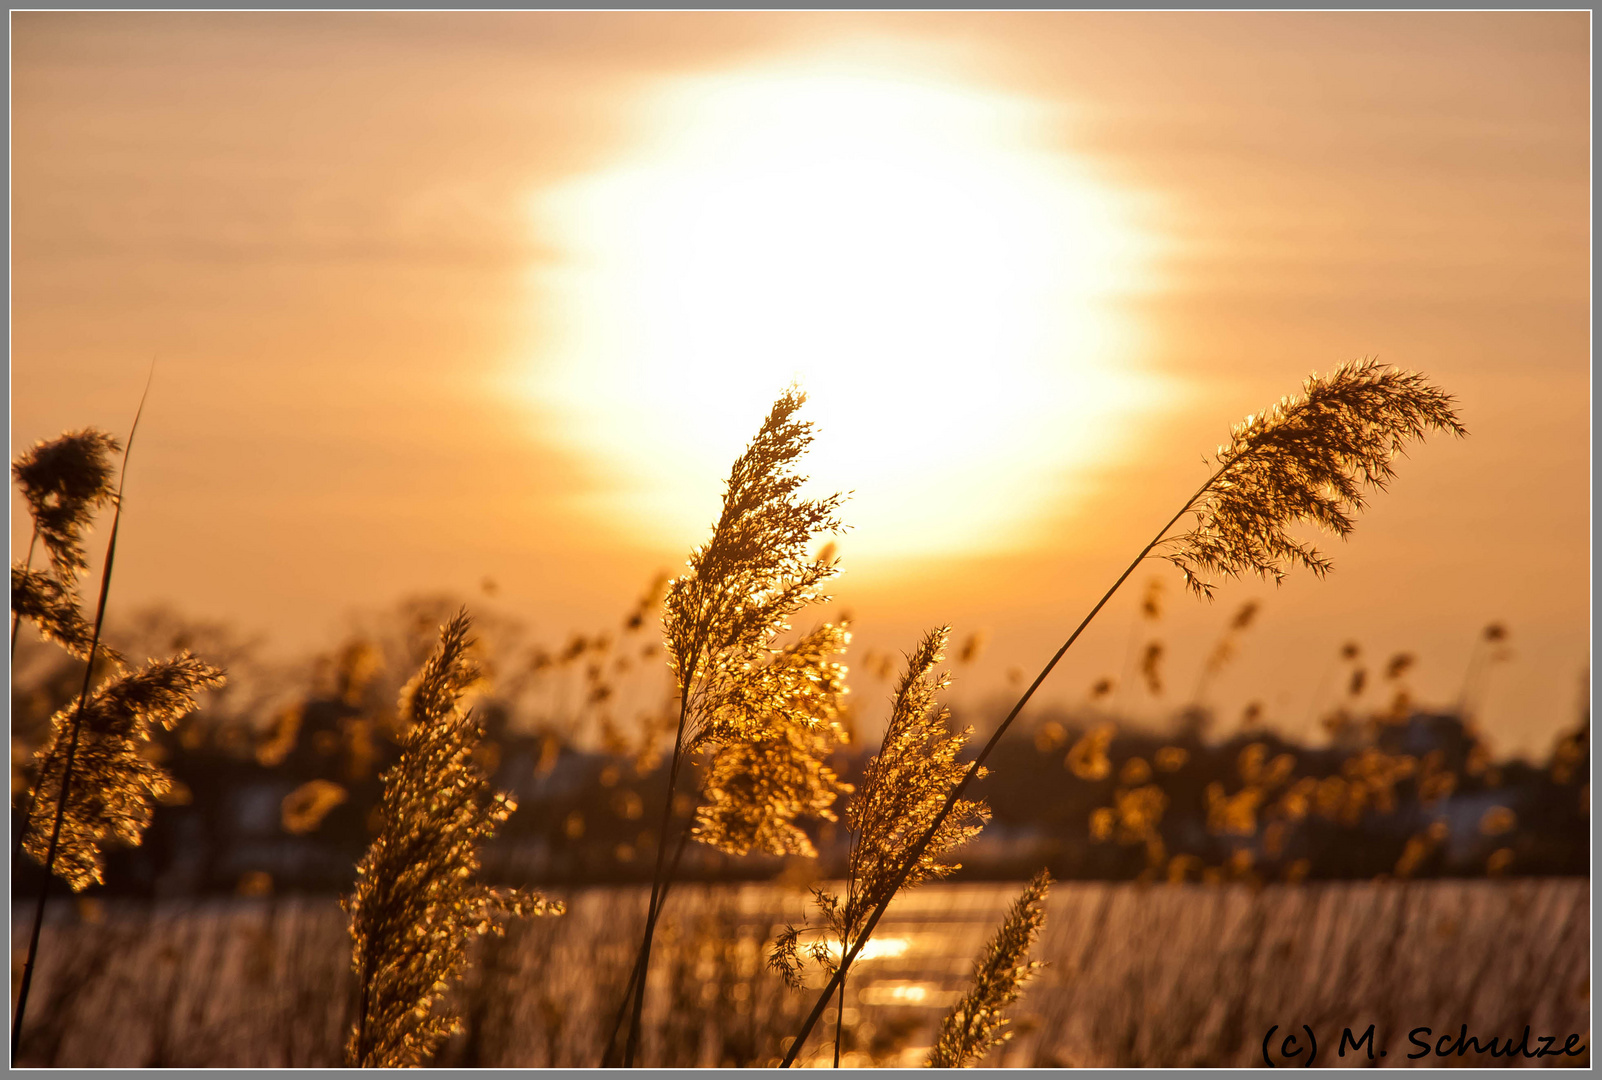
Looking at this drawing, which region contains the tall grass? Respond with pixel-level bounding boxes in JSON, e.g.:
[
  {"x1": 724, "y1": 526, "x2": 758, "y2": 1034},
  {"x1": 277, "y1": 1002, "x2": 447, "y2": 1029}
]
[
  {"x1": 10, "y1": 879, "x2": 1585, "y2": 1067},
  {"x1": 9, "y1": 360, "x2": 1483, "y2": 1068},
  {"x1": 9, "y1": 429, "x2": 120, "y2": 660},
  {"x1": 770, "y1": 627, "x2": 989, "y2": 1065},
  {"x1": 9, "y1": 430, "x2": 125, "y2": 871},
  {"x1": 344, "y1": 611, "x2": 561, "y2": 1067},
  {"x1": 612, "y1": 388, "x2": 845, "y2": 1066},
  {"x1": 11, "y1": 382, "x2": 228, "y2": 1060},
  {"x1": 778, "y1": 360, "x2": 1465, "y2": 1064},
  {"x1": 927, "y1": 869, "x2": 1051, "y2": 1068}
]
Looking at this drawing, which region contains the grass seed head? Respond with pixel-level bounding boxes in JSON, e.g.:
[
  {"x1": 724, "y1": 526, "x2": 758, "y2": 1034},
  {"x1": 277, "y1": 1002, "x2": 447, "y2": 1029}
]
[
  {"x1": 10, "y1": 565, "x2": 126, "y2": 666},
  {"x1": 927, "y1": 869, "x2": 1052, "y2": 1068},
  {"x1": 25, "y1": 653, "x2": 225, "y2": 890},
  {"x1": 843, "y1": 626, "x2": 988, "y2": 935},
  {"x1": 1162, "y1": 360, "x2": 1465, "y2": 598},
  {"x1": 693, "y1": 621, "x2": 853, "y2": 858},
  {"x1": 662, "y1": 389, "x2": 845, "y2": 749},
  {"x1": 12, "y1": 428, "x2": 122, "y2": 583},
  {"x1": 767, "y1": 628, "x2": 988, "y2": 991},
  {"x1": 345, "y1": 611, "x2": 561, "y2": 1068}
]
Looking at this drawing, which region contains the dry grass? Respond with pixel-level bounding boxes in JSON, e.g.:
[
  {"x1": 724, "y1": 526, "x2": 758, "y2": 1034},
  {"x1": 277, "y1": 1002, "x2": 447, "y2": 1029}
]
[
  {"x1": 772, "y1": 627, "x2": 990, "y2": 1063},
  {"x1": 620, "y1": 387, "x2": 845, "y2": 1063},
  {"x1": 10, "y1": 429, "x2": 121, "y2": 586},
  {"x1": 23, "y1": 655, "x2": 225, "y2": 891},
  {"x1": 928, "y1": 870, "x2": 1051, "y2": 1068},
  {"x1": 9, "y1": 365, "x2": 1509, "y2": 1069},
  {"x1": 344, "y1": 612, "x2": 560, "y2": 1067},
  {"x1": 779, "y1": 362, "x2": 1468, "y2": 1060},
  {"x1": 11, "y1": 878, "x2": 1587, "y2": 1067}
]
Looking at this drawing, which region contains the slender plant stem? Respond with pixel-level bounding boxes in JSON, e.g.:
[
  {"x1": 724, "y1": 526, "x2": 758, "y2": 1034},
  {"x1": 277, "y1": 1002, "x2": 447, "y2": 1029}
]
[
  {"x1": 11, "y1": 371, "x2": 151, "y2": 1065},
  {"x1": 832, "y1": 966, "x2": 846, "y2": 1067},
  {"x1": 9, "y1": 526, "x2": 39, "y2": 661},
  {"x1": 10, "y1": 531, "x2": 43, "y2": 873},
  {"x1": 779, "y1": 467, "x2": 1224, "y2": 1067},
  {"x1": 621, "y1": 689, "x2": 694, "y2": 1067},
  {"x1": 600, "y1": 824, "x2": 693, "y2": 1066}
]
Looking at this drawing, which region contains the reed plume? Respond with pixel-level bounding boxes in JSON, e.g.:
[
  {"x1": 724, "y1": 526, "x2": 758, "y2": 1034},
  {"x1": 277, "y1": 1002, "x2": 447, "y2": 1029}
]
[
  {"x1": 1159, "y1": 360, "x2": 1465, "y2": 597},
  {"x1": 345, "y1": 611, "x2": 561, "y2": 1068},
  {"x1": 11, "y1": 428, "x2": 121, "y2": 583},
  {"x1": 837, "y1": 628, "x2": 986, "y2": 927},
  {"x1": 598, "y1": 619, "x2": 852, "y2": 1065},
  {"x1": 10, "y1": 430, "x2": 120, "y2": 661},
  {"x1": 617, "y1": 388, "x2": 844, "y2": 1066},
  {"x1": 661, "y1": 390, "x2": 844, "y2": 752},
  {"x1": 10, "y1": 566, "x2": 125, "y2": 666},
  {"x1": 21, "y1": 653, "x2": 224, "y2": 890},
  {"x1": 928, "y1": 869, "x2": 1052, "y2": 1068},
  {"x1": 692, "y1": 621, "x2": 852, "y2": 859},
  {"x1": 14, "y1": 395, "x2": 152, "y2": 1063},
  {"x1": 770, "y1": 628, "x2": 987, "y2": 1065},
  {"x1": 779, "y1": 360, "x2": 1464, "y2": 1066},
  {"x1": 281, "y1": 779, "x2": 349, "y2": 835}
]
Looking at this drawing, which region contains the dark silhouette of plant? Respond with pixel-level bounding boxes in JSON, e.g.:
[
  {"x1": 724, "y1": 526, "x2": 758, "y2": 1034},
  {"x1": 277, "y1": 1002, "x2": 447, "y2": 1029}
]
[{"x1": 12, "y1": 385, "x2": 173, "y2": 1063}]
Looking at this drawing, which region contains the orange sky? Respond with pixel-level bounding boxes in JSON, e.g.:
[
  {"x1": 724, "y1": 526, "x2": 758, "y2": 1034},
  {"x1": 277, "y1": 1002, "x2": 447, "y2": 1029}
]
[{"x1": 11, "y1": 12, "x2": 1590, "y2": 754}]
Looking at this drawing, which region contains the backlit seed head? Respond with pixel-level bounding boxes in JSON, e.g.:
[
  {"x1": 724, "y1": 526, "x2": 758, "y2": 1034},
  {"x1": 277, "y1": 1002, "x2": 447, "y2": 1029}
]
[
  {"x1": 1161, "y1": 361, "x2": 1464, "y2": 599},
  {"x1": 12, "y1": 428, "x2": 122, "y2": 582}
]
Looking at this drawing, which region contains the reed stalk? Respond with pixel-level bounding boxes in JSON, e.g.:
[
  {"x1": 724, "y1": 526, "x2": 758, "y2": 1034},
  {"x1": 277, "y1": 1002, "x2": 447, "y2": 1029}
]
[
  {"x1": 11, "y1": 384, "x2": 149, "y2": 1063},
  {"x1": 345, "y1": 611, "x2": 560, "y2": 1067},
  {"x1": 618, "y1": 389, "x2": 843, "y2": 1066},
  {"x1": 618, "y1": 692, "x2": 693, "y2": 1065},
  {"x1": 779, "y1": 360, "x2": 1464, "y2": 1065},
  {"x1": 833, "y1": 970, "x2": 846, "y2": 1067},
  {"x1": 771, "y1": 627, "x2": 985, "y2": 1066},
  {"x1": 599, "y1": 825, "x2": 692, "y2": 1065}
]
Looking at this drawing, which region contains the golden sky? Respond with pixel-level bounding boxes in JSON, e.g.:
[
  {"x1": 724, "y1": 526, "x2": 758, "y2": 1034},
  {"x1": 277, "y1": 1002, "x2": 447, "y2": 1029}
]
[{"x1": 11, "y1": 12, "x2": 1590, "y2": 753}]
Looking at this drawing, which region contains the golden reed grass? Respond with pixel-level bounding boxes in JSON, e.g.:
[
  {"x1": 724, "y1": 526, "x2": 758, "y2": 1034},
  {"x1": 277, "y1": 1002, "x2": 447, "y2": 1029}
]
[
  {"x1": 11, "y1": 379, "x2": 215, "y2": 1063},
  {"x1": 691, "y1": 620, "x2": 852, "y2": 861},
  {"x1": 928, "y1": 869, "x2": 1052, "y2": 1068},
  {"x1": 778, "y1": 360, "x2": 1465, "y2": 1066},
  {"x1": 769, "y1": 626, "x2": 988, "y2": 1065},
  {"x1": 345, "y1": 611, "x2": 561, "y2": 1067},
  {"x1": 10, "y1": 429, "x2": 121, "y2": 581},
  {"x1": 9, "y1": 429, "x2": 120, "y2": 661},
  {"x1": 22, "y1": 654, "x2": 225, "y2": 891},
  {"x1": 10, "y1": 566, "x2": 124, "y2": 666},
  {"x1": 612, "y1": 388, "x2": 845, "y2": 1066}
]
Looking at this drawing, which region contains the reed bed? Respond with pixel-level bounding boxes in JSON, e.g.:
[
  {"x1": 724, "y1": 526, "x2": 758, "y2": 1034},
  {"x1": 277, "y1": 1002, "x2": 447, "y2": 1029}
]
[
  {"x1": 10, "y1": 878, "x2": 1587, "y2": 1068},
  {"x1": 16, "y1": 361, "x2": 1537, "y2": 1068}
]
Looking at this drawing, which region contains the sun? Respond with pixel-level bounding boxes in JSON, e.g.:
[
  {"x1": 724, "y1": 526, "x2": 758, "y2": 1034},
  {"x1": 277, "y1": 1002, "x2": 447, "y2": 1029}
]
[{"x1": 517, "y1": 50, "x2": 1169, "y2": 565}]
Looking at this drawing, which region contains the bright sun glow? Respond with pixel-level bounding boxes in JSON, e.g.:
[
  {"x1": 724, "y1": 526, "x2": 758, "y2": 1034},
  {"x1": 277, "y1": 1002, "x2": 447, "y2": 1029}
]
[{"x1": 520, "y1": 52, "x2": 1169, "y2": 563}]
